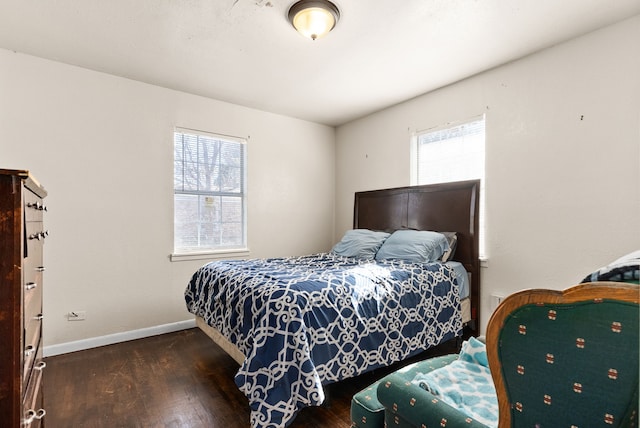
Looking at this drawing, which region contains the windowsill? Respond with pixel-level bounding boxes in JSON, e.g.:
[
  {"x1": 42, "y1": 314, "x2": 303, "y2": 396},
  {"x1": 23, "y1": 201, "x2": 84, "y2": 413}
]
[{"x1": 170, "y1": 248, "x2": 250, "y2": 262}]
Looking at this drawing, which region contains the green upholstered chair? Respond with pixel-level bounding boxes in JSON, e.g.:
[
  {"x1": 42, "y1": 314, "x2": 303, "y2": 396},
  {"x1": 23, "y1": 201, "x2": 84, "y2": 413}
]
[
  {"x1": 351, "y1": 281, "x2": 638, "y2": 428},
  {"x1": 351, "y1": 337, "x2": 495, "y2": 428},
  {"x1": 486, "y1": 281, "x2": 639, "y2": 428},
  {"x1": 350, "y1": 354, "x2": 460, "y2": 428}
]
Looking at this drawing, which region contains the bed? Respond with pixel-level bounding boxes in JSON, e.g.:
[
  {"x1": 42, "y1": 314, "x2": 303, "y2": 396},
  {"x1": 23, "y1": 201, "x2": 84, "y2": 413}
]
[{"x1": 184, "y1": 180, "x2": 481, "y2": 428}]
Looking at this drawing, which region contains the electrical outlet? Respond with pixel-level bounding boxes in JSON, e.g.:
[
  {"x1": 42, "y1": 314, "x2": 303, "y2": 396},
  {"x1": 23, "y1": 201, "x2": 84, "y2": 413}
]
[
  {"x1": 490, "y1": 294, "x2": 505, "y2": 311},
  {"x1": 67, "y1": 311, "x2": 86, "y2": 321}
]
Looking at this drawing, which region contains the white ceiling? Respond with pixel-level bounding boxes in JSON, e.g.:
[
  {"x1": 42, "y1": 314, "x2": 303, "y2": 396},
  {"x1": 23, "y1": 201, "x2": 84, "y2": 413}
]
[{"x1": 1, "y1": 0, "x2": 638, "y2": 126}]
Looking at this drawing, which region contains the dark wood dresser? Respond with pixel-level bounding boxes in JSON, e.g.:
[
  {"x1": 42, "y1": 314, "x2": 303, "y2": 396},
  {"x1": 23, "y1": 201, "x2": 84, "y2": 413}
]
[{"x1": 0, "y1": 169, "x2": 48, "y2": 427}]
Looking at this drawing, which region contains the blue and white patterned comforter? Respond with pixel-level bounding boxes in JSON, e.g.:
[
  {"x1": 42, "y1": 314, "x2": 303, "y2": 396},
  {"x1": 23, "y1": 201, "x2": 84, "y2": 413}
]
[{"x1": 185, "y1": 253, "x2": 463, "y2": 427}]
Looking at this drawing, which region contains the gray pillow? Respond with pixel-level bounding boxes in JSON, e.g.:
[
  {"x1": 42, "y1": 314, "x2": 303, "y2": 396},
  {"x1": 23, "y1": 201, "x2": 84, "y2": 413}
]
[
  {"x1": 331, "y1": 229, "x2": 390, "y2": 260},
  {"x1": 375, "y1": 230, "x2": 449, "y2": 263}
]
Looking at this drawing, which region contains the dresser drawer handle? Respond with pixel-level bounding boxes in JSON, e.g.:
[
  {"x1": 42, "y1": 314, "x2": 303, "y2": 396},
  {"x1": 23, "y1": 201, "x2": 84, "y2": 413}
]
[
  {"x1": 34, "y1": 313, "x2": 44, "y2": 321},
  {"x1": 26, "y1": 202, "x2": 47, "y2": 212},
  {"x1": 25, "y1": 282, "x2": 38, "y2": 290},
  {"x1": 23, "y1": 410, "x2": 36, "y2": 425},
  {"x1": 26, "y1": 201, "x2": 47, "y2": 212},
  {"x1": 23, "y1": 409, "x2": 46, "y2": 425},
  {"x1": 35, "y1": 361, "x2": 47, "y2": 371},
  {"x1": 24, "y1": 345, "x2": 35, "y2": 357},
  {"x1": 28, "y1": 231, "x2": 48, "y2": 240}
]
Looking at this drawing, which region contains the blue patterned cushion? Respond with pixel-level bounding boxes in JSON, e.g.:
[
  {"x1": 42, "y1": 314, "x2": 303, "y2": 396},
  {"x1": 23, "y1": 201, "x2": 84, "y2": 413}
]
[{"x1": 412, "y1": 338, "x2": 497, "y2": 427}]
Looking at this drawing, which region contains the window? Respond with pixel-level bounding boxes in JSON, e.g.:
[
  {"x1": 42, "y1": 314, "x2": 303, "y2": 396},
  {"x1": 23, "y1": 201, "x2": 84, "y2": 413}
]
[
  {"x1": 173, "y1": 128, "x2": 247, "y2": 255},
  {"x1": 411, "y1": 115, "x2": 486, "y2": 256}
]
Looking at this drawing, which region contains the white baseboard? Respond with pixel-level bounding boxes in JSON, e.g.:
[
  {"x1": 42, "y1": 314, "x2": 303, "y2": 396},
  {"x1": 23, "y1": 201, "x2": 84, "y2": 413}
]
[{"x1": 43, "y1": 319, "x2": 197, "y2": 357}]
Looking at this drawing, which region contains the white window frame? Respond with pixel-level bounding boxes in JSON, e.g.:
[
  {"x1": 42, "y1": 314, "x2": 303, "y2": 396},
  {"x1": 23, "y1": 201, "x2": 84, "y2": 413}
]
[
  {"x1": 410, "y1": 115, "x2": 486, "y2": 257},
  {"x1": 171, "y1": 127, "x2": 248, "y2": 262}
]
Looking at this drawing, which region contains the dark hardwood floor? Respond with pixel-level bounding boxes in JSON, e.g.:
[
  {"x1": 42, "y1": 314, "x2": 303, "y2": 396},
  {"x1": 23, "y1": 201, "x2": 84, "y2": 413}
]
[{"x1": 44, "y1": 328, "x2": 456, "y2": 427}]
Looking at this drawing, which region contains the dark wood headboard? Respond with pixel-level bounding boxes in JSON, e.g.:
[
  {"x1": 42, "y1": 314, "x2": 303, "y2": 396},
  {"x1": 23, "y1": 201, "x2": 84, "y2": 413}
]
[{"x1": 353, "y1": 180, "x2": 481, "y2": 335}]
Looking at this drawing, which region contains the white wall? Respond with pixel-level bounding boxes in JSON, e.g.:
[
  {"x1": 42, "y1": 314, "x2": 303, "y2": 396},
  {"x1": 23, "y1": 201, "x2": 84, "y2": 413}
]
[
  {"x1": 0, "y1": 50, "x2": 335, "y2": 348},
  {"x1": 335, "y1": 16, "x2": 640, "y2": 332},
  {"x1": 1, "y1": 15, "x2": 637, "y2": 350}
]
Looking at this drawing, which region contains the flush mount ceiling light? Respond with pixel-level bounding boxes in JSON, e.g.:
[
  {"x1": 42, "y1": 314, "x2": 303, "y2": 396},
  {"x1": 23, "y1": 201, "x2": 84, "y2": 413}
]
[{"x1": 288, "y1": 0, "x2": 340, "y2": 40}]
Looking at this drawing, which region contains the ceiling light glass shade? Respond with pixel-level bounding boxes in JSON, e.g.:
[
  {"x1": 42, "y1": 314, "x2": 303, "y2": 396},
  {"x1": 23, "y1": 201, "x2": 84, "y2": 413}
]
[{"x1": 288, "y1": 0, "x2": 340, "y2": 40}]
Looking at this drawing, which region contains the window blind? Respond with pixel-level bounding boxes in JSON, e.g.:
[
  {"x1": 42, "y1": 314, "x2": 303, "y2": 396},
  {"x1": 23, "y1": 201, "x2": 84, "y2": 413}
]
[
  {"x1": 414, "y1": 116, "x2": 486, "y2": 255},
  {"x1": 173, "y1": 129, "x2": 247, "y2": 253}
]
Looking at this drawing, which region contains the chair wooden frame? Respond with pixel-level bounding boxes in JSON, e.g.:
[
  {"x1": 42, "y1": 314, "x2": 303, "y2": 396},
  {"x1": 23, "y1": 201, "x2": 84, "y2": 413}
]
[{"x1": 486, "y1": 281, "x2": 640, "y2": 427}]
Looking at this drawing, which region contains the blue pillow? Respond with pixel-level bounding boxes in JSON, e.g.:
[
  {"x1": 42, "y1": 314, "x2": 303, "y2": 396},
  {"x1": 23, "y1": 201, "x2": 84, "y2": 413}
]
[
  {"x1": 331, "y1": 229, "x2": 390, "y2": 260},
  {"x1": 375, "y1": 230, "x2": 449, "y2": 263}
]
